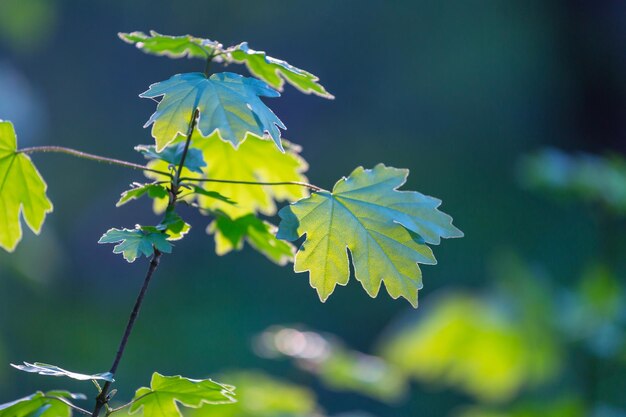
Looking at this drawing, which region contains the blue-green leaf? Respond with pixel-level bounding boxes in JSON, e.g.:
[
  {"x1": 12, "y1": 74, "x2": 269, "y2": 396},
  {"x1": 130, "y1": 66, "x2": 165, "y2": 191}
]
[
  {"x1": 98, "y1": 226, "x2": 172, "y2": 262},
  {"x1": 277, "y1": 164, "x2": 463, "y2": 306},
  {"x1": 140, "y1": 72, "x2": 285, "y2": 152},
  {"x1": 136, "y1": 142, "x2": 206, "y2": 174}
]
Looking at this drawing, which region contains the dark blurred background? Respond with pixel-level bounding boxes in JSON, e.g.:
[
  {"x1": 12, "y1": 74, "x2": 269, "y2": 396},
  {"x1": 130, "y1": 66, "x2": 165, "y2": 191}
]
[{"x1": 1, "y1": 1, "x2": 625, "y2": 416}]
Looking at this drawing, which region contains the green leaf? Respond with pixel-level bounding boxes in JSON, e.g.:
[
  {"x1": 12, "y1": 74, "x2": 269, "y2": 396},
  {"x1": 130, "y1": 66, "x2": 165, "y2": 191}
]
[
  {"x1": 0, "y1": 391, "x2": 85, "y2": 417},
  {"x1": 119, "y1": 31, "x2": 223, "y2": 60},
  {"x1": 0, "y1": 120, "x2": 53, "y2": 252},
  {"x1": 136, "y1": 142, "x2": 206, "y2": 174},
  {"x1": 140, "y1": 72, "x2": 285, "y2": 152},
  {"x1": 186, "y1": 371, "x2": 318, "y2": 417},
  {"x1": 11, "y1": 361, "x2": 114, "y2": 382},
  {"x1": 277, "y1": 164, "x2": 463, "y2": 306},
  {"x1": 208, "y1": 214, "x2": 294, "y2": 265},
  {"x1": 229, "y1": 42, "x2": 333, "y2": 98},
  {"x1": 98, "y1": 226, "x2": 172, "y2": 262},
  {"x1": 158, "y1": 209, "x2": 191, "y2": 241},
  {"x1": 188, "y1": 185, "x2": 236, "y2": 206},
  {"x1": 129, "y1": 373, "x2": 236, "y2": 417},
  {"x1": 117, "y1": 182, "x2": 169, "y2": 207},
  {"x1": 144, "y1": 134, "x2": 309, "y2": 219}
]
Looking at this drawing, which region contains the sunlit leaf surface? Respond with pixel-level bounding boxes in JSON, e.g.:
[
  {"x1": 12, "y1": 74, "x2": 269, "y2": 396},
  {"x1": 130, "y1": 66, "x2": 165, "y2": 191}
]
[
  {"x1": 0, "y1": 120, "x2": 53, "y2": 252},
  {"x1": 277, "y1": 164, "x2": 462, "y2": 306}
]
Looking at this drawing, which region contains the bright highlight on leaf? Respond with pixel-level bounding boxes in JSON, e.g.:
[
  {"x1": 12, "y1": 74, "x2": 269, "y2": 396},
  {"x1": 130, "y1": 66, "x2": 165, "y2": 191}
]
[
  {"x1": 0, "y1": 391, "x2": 85, "y2": 417},
  {"x1": 119, "y1": 31, "x2": 332, "y2": 98},
  {"x1": 11, "y1": 361, "x2": 114, "y2": 382},
  {"x1": 277, "y1": 164, "x2": 463, "y2": 306},
  {"x1": 141, "y1": 72, "x2": 285, "y2": 152},
  {"x1": 98, "y1": 226, "x2": 173, "y2": 262},
  {"x1": 0, "y1": 120, "x2": 53, "y2": 252},
  {"x1": 229, "y1": 42, "x2": 334, "y2": 98},
  {"x1": 119, "y1": 31, "x2": 223, "y2": 60},
  {"x1": 186, "y1": 371, "x2": 318, "y2": 417},
  {"x1": 129, "y1": 372, "x2": 236, "y2": 417},
  {"x1": 117, "y1": 182, "x2": 169, "y2": 207},
  {"x1": 208, "y1": 214, "x2": 294, "y2": 265}
]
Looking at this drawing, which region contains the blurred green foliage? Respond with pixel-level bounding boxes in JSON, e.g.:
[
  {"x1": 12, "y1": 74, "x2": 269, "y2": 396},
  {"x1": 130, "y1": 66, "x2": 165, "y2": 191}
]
[{"x1": 519, "y1": 149, "x2": 626, "y2": 214}]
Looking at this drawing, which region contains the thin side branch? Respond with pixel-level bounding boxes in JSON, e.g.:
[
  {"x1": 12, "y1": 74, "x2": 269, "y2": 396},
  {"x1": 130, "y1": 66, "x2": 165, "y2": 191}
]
[
  {"x1": 19, "y1": 146, "x2": 171, "y2": 177},
  {"x1": 179, "y1": 177, "x2": 325, "y2": 193}
]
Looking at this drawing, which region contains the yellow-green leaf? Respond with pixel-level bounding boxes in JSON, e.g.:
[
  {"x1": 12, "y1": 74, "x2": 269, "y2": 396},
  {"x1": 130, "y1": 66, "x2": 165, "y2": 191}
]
[
  {"x1": 229, "y1": 42, "x2": 333, "y2": 98},
  {"x1": 129, "y1": 373, "x2": 235, "y2": 417},
  {"x1": 119, "y1": 31, "x2": 223, "y2": 60},
  {"x1": 277, "y1": 164, "x2": 462, "y2": 306},
  {"x1": 0, "y1": 120, "x2": 53, "y2": 252},
  {"x1": 144, "y1": 133, "x2": 309, "y2": 219}
]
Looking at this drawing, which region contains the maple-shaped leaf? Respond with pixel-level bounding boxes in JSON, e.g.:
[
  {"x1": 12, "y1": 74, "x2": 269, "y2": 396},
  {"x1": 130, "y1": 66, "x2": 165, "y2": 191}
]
[
  {"x1": 129, "y1": 373, "x2": 235, "y2": 417},
  {"x1": 186, "y1": 371, "x2": 318, "y2": 417},
  {"x1": 11, "y1": 361, "x2": 113, "y2": 382},
  {"x1": 0, "y1": 120, "x2": 53, "y2": 252},
  {"x1": 277, "y1": 164, "x2": 463, "y2": 306},
  {"x1": 0, "y1": 391, "x2": 85, "y2": 417},
  {"x1": 98, "y1": 226, "x2": 173, "y2": 262},
  {"x1": 208, "y1": 214, "x2": 294, "y2": 265},
  {"x1": 140, "y1": 72, "x2": 285, "y2": 152},
  {"x1": 228, "y1": 42, "x2": 333, "y2": 98},
  {"x1": 143, "y1": 133, "x2": 309, "y2": 219},
  {"x1": 119, "y1": 31, "x2": 224, "y2": 60},
  {"x1": 117, "y1": 182, "x2": 169, "y2": 207}
]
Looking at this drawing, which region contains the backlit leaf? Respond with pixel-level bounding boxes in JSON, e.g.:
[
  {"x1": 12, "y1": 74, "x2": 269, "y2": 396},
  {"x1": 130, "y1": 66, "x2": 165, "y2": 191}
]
[
  {"x1": 229, "y1": 42, "x2": 333, "y2": 98},
  {"x1": 144, "y1": 133, "x2": 309, "y2": 219},
  {"x1": 0, "y1": 120, "x2": 53, "y2": 252},
  {"x1": 277, "y1": 164, "x2": 462, "y2": 306},
  {"x1": 208, "y1": 214, "x2": 294, "y2": 265},
  {"x1": 11, "y1": 361, "x2": 113, "y2": 382},
  {"x1": 119, "y1": 31, "x2": 223, "y2": 60},
  {"x1": 140, "y1": 72, "x2": 285, "y2": 152},
  {"x1": 117, "y1": 182, "x2": 169, "y2": 207},
  {"x1": 0, "y1": 391, "x2": 85, "y2": 417},
  {"x1": 98, "y1": 226, "x2": 172, "y2": 262},
  {"x1": 186, "y1": 371, "x2": 317, "y2": 417},
  {"x1": 129, "y1": 373, "x2": 235, "y2": 417}
]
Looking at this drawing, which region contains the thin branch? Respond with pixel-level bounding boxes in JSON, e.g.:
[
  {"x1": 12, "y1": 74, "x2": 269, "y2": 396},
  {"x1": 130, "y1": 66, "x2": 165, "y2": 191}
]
[
  {"x1": 174, "y1": 109, "x2": 199, "y2": 187},
  {"x1": 106, "y1": 392, "x2": 153, "y2": 416},
  {"x1": 45, "y1": 395, "x2": 93, "y2": 416},
  {"x1": 92, "y1": 91, "x2": 202, "y2": 417},
  {"x1": 179, "y1": 177, "x2": 325, "y2": 193},
  {"x1": 92, "y1": 250, "x2": 163, "y2": 417},
  {"x1": 19, "y1": 146, "x2": 171, "y2": 177}
]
